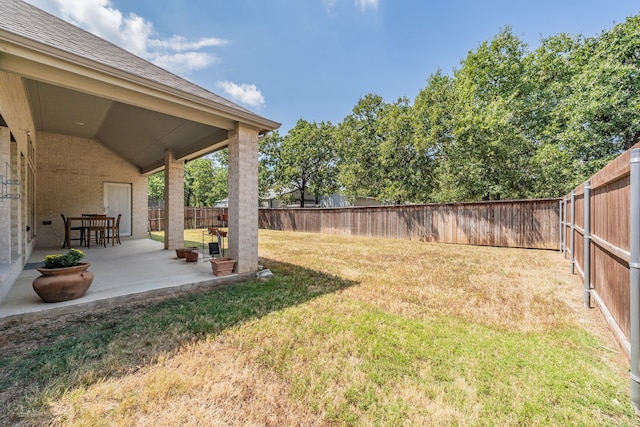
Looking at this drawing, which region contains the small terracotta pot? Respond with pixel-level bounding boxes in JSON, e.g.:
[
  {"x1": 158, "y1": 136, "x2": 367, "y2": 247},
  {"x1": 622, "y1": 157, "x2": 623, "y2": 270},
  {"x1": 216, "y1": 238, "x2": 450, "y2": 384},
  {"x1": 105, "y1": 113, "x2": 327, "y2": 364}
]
[
  {"x1": 176, "y1": 247, "x2": 198, "y2": 258},
  {"x1": 185, "y1": 250, "x2": 199, "y2": 263}
]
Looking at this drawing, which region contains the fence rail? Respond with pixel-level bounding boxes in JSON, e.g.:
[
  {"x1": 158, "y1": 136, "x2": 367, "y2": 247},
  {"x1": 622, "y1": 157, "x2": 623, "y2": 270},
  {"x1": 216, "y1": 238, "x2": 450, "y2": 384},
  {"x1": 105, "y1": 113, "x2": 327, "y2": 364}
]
[{"x1": 258, "y1": 199, "x2": 561, "y2": 250}]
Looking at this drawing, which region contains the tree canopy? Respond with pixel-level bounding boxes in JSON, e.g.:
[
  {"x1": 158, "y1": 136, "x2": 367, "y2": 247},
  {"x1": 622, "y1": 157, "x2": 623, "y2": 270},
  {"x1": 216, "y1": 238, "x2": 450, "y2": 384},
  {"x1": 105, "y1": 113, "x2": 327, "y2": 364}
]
[{"x1": 150, "y1": 14, "x2": 640, "y2": 206}]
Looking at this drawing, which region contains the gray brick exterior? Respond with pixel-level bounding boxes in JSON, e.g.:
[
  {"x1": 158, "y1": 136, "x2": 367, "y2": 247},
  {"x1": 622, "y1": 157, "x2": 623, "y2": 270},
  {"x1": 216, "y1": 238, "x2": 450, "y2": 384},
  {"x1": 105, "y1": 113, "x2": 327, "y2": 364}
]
[
  {"x1": 164, "y1": 151, "x2": 185, "y2": 250},
  {"x1": 228, "y1": 123, "x2": 259, "y2": 274},
  {"x1": 36, "y1": 131, "x2": 148, "y2": 248}
]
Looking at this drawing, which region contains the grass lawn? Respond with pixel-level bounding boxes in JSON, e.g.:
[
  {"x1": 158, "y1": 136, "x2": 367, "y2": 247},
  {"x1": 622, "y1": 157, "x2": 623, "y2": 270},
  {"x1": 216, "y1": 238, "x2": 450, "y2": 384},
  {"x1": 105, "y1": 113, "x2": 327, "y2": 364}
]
[{"x1": 0, "y1": 229, "x2": 634, "y2": 425}]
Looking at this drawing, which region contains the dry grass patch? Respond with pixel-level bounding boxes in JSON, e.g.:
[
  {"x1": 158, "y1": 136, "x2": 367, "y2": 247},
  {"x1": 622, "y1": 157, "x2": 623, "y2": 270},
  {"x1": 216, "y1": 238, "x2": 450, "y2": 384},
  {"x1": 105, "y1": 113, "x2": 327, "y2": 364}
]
[
  {"x1": 259, "y1": 230, "x2": 580, "y2": 333},
  {"x1": 50, "y1": 335, "x2": 323, "y2": 426},
  {"x1": 0, "y1": 229, "x2": 633, "y2": 426}
]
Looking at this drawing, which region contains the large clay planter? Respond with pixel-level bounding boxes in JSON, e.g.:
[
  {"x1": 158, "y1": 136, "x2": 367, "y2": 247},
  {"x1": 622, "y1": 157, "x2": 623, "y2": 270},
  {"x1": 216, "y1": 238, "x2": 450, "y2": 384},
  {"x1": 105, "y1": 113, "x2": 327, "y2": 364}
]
[
  {"x1": 32, "y1": 263, "x2": 94, "y2": 303},
  {"x1": 210, "y1": 258, "x2": 236, "y2": 276}
]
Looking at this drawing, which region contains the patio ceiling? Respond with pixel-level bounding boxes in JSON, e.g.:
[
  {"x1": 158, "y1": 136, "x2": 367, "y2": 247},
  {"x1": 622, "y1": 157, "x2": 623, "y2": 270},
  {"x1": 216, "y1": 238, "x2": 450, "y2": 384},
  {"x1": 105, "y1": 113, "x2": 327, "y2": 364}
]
[{"x1": 23, "y1": 79, "x2": 229, "y2": 174}]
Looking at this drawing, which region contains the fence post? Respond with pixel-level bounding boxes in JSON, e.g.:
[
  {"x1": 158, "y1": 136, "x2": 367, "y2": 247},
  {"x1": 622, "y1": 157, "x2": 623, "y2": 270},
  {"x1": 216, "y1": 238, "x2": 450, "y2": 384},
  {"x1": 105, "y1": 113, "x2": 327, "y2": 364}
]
[
  {"x1": 583, "y1": 181, "x2": 591, "y2": 308},
  {"x1": 564, "y1": 197, "x2": 568, "y2": 256},
  {"x1": 630, "y1": 149, "x2": 640, "y2": 412},
  {"x1": 559, "y1": 199, "x2": 564, "y2": 253},
  {"x1": 570, "y1": 190, "x2": 576, "y2": 274}
]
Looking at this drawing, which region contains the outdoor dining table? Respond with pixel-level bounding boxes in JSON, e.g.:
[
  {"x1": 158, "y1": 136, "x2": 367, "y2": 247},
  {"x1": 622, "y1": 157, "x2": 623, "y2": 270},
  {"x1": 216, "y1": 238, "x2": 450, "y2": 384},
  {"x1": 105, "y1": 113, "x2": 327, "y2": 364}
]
[{"x1": 65, "y1": 216, "x2": 116, "y2": 248}]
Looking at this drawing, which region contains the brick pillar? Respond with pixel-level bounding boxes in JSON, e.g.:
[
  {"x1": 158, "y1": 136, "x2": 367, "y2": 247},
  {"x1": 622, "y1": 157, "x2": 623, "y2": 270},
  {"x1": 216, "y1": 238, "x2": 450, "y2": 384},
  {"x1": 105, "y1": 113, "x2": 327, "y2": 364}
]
[
  {"x1": 228, "y1": 123, "x2": 259, "y2": 273},
  {"x1": 10, "y1": 139, "x2": 21, "y2": 258},
  {"x1": 163, "y1": 150, "x2": 184, "y2": 250},
  {"x1": 0, "y1": 126, "x2": 10, "y2": 263}
]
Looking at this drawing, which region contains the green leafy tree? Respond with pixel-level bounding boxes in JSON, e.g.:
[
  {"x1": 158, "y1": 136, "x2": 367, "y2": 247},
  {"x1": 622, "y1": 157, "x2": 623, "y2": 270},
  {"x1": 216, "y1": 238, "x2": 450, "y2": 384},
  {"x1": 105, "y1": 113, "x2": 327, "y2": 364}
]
[
  {"x1": 265, "y1": 119, "x2": 337, "y2": 207},
  {"x1": 559, "y1": 16, "x2": 640, "y2": 181},
  {"x1": 528, "y1": 33, "x2": 582, "y2": 196},
  {"x1": 413, "y1": 71, "x2": 456, "y2": 201},
  {"x1": 377, "y1": 97, "x2": 434, "y2": 204},
  {"x1": 185, "y1": 158, "x2": 214, "y2": 207},
  {"x1": 148, "y1": 151, "x2": 229, "y2": 207},
  {"x1": 259, "y1": 131, "x2": 279, "y2": 203},
  {"x1": 147, "y1": 171, "x2": 165, "y2": 203},
  {"x1": 336, "y1": 94, "x2": 386, "y2": 201},
  {"x1": 209, "y1": 150, "x2": 229, "y2": 205},
  {"x1": 414, "y1": 28, "x2": 539, "y2": 201}
]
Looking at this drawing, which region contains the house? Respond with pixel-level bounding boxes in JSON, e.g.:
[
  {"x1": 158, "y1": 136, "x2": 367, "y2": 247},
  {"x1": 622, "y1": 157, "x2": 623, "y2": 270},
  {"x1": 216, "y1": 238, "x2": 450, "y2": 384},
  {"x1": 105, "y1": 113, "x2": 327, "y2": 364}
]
[
  {"x1": 260, "y1": 188, "x2": 319, "y2": 208},
  {"x1": 319, "y1": 194, "x2": 380, "y2": 208},
  {"x1": 0, "y1": 0, "x2": 279, "y2": 304},
  {"x1": 259, "y1": 191, "x2": 381, "y2": 209}
]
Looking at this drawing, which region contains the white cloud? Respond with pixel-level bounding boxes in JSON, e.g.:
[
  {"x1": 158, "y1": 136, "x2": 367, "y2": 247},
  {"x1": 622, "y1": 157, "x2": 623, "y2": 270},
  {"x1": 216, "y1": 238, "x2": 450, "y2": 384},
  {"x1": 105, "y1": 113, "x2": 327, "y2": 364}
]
[
  {"x1": 153, "y1": 52, "x2": 219, "y2": 76},
  {"x1": 355, "y1": 0, "x2": 379, "y2": 11},
  {"x1": 24, "y1": 0, "x2": 227, "y2": 75},
  {"x1": 148, "y1": 35, "x2": 228, "y2": 52},
  {"x1": 216, "y1": 81, "x2": 265, "y2": 109}
]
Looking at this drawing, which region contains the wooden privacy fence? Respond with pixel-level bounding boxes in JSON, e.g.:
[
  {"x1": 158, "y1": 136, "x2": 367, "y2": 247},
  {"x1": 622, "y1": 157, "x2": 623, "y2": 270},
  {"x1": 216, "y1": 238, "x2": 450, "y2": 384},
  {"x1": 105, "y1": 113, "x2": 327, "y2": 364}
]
[
  {"x1": 258, "y1": 199, "x2": 561, "y2": 250},
  {"x1": 560, "y1": 141, "x2": 640, "y2": 410},
  {"x1": 560, "y1": 141, "x2": 640, "y2": 362},
  {"x1": 148, "y1": 207, "x2": 227, "y2": 231}
]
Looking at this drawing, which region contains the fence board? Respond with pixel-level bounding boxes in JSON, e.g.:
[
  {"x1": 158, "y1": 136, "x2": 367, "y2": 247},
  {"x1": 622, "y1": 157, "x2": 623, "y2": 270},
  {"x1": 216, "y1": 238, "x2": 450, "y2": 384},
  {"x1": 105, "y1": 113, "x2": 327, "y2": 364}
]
[
  {"x1": 565, "y1": 141, "x2": 640, "y2": 359},
  {"x1": 258, "y1": 199, "x2": 560, "y2": 250},
  {"x1": 148, "y1": 207, "x2": 227, "y2": 231}
]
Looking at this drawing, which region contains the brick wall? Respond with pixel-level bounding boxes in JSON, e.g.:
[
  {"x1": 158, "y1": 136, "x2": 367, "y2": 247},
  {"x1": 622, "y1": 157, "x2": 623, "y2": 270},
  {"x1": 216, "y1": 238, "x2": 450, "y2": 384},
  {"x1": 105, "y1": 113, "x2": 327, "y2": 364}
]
[
  {"x1": 0, "y1": 71, "x2": 34, "y2": 303},
  {"x1": 36, "y1": 131, "x2": 147, "y2": 248}
]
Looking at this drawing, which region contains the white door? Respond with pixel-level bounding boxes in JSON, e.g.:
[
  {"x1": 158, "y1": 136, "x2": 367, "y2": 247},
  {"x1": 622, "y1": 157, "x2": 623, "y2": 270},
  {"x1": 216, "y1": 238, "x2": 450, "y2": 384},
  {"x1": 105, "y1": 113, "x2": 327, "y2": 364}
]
[{"x1": 104, "y1": 182, "x2": 132, "y2": 236}]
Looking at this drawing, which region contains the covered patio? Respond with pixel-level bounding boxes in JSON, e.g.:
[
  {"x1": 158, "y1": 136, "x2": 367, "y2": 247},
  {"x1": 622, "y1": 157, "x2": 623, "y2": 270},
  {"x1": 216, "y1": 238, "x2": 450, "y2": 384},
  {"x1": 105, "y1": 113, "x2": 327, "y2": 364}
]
[
  {"x1": 0, "y1": 238, "x2": 252, "y2": 324},
  {"x1": 0, "y1": 0, "x2": 279, "y2": 308}
]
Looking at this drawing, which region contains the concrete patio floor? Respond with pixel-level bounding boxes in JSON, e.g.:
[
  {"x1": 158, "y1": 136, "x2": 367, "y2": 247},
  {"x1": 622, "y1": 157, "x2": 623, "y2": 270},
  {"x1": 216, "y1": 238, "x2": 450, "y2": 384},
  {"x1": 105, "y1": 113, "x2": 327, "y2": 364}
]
[{"x1": 0, "y1": 238, "x2": 250, "y2": 324}]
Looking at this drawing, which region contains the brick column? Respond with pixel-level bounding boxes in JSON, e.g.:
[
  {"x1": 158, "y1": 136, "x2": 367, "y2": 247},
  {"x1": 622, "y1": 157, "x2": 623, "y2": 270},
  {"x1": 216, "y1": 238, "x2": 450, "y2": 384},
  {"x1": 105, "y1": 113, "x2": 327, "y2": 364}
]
[
  {"x1": 0, "y1": 126, "x2": 10, "y2": 263},
  {"x1": 10, "y1": 139, "x2": 21, "y2": 258},
  {"x1": 228, "y1": 123, "x2": 259, "y2": 273},
  {"x1": 163, "y1": 150, "x2": 184, "y2": 250}
]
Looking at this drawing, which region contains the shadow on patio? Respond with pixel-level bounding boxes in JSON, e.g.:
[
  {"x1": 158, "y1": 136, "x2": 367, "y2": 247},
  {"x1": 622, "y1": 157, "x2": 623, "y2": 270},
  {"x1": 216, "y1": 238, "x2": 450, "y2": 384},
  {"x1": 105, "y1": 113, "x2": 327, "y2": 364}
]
[{"x1": 0, "y1": 238, "x2": 250, "y2": 324}]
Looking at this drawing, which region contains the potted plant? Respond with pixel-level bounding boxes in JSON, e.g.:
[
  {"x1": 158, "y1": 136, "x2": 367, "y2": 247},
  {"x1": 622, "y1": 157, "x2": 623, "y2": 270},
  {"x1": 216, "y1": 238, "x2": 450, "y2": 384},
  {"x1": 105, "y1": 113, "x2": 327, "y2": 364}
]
[{"x1": 32, "y1": 248, "x2": 94, "y2": 303}]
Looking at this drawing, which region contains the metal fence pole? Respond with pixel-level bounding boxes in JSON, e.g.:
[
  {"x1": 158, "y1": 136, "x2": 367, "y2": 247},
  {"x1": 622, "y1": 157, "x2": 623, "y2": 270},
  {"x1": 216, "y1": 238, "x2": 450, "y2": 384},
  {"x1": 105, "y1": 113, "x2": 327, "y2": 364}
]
[
  {"x1": 559, "y1": 199, "x2": 564, "y2": 254},
  {"x1": 563, "y1": 197, "x2": 568, "y2": 256},
  {"x1": 570, "y1": 190, "x2": 576, "y2": 274},
  {"x1": 584, "y1": 181, "x2": 591, "y2": 308},
  {"x1": 630, "y1": 149, "x2": 640, "y2": 412}
]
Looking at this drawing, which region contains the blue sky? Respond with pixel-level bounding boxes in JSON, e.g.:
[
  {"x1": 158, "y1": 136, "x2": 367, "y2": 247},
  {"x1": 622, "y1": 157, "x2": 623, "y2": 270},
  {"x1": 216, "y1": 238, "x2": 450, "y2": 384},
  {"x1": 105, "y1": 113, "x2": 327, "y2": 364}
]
[{"x1": 24, "y1": 0, "x2": 640, "y2": 134}]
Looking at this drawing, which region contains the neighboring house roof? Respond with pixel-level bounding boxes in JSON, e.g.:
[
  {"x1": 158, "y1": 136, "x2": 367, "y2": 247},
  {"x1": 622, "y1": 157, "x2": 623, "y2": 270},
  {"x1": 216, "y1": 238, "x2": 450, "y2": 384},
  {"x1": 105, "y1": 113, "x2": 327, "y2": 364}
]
[{"x1": 0, "y1": 0, "x2": 280, "y2": 174}]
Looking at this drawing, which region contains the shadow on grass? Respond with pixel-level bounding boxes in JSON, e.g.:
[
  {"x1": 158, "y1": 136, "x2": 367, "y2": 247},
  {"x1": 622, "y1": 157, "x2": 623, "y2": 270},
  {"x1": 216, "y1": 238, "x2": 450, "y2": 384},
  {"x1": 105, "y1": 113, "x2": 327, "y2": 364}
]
[{"x1": 0, "y1": 257, "x2": 356, "y2": 425}]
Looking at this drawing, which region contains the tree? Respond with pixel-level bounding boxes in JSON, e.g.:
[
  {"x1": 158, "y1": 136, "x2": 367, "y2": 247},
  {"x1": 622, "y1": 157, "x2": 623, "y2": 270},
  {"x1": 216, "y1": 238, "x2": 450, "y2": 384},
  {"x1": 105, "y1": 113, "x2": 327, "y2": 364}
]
[
  {"x1": 209, "y1": 150, "x2": 229, "y2": 205},
  {"x1": 528, "y1": 33, "x2": 582, "y2": 196},
  {"x1": 336, "y1": 94, "x2": 387, "y2": 201},
  {"x1": 184, "y1": 158, "x2": 214, "y2": 207},
  {"x1": 377, "y1": 97, "x2": 434, "y2": 204},
  {"x1": 413, "y1": 71, "x2": 457, "y2": 201},
  {"x1": 414, "y1": 28, "x2": 539, "y2": 202},
  {"x1": 147, "y1": 150, "x2": 229, "y2": 207},
  {"x1": 259, "y1": 131, "x2": 279, "y2": 203},
  {"x1": 559, "y1": 16, "x2": 640, "y2": 181},
  {"x1": 147, "y1": 171, "x2": 165, "y2": 203},
  {"x1": 264, "y1": 119, "x2": 337, "y2": 207}
]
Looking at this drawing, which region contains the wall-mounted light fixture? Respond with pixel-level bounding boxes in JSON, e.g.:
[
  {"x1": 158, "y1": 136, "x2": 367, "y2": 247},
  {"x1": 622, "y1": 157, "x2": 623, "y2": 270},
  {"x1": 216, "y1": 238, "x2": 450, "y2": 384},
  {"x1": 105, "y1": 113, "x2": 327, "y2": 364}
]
[{"x1": 0, "y1": 162, "x2": 21, "y2": 201}]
